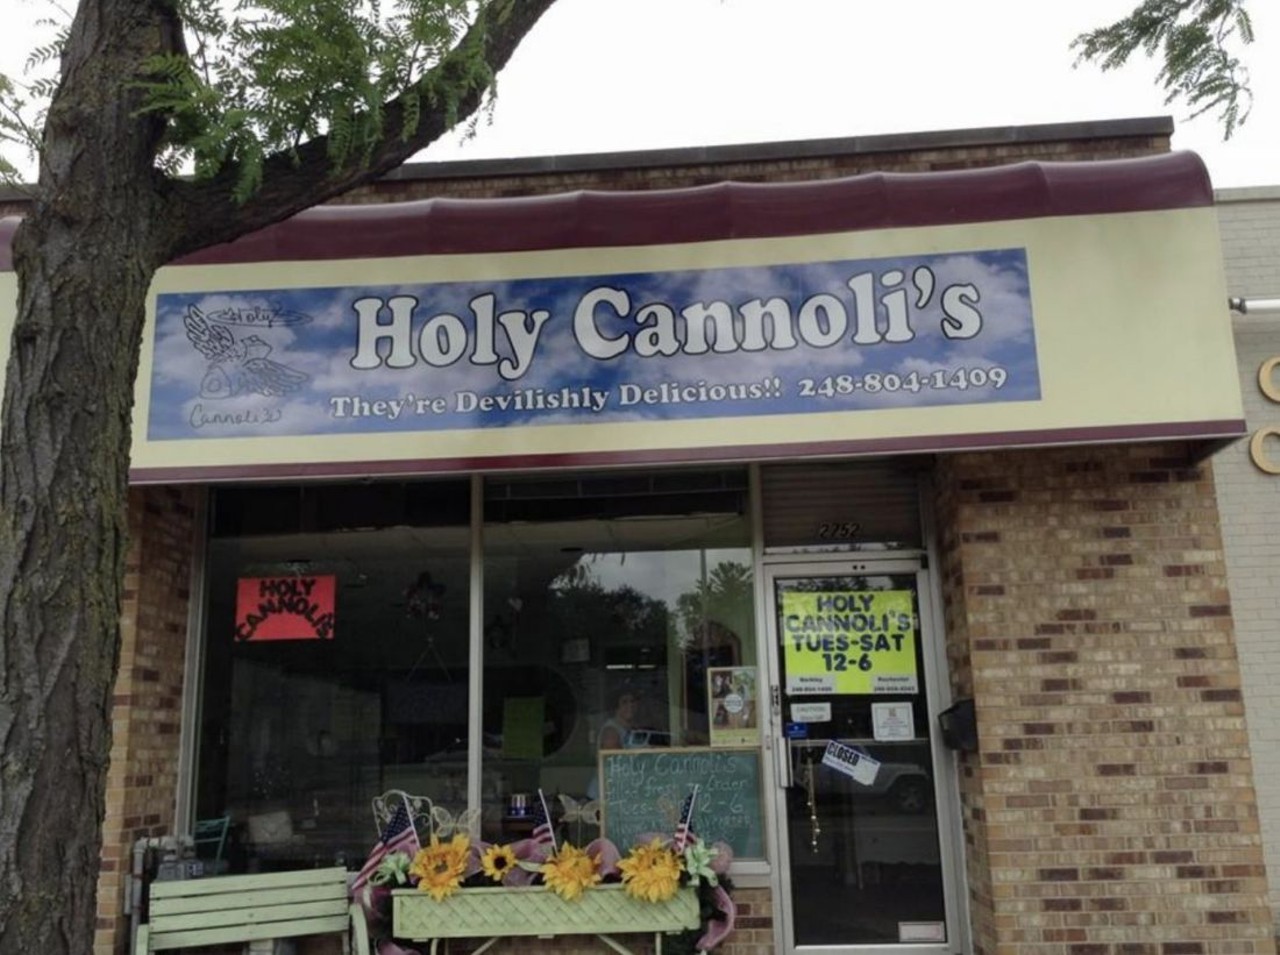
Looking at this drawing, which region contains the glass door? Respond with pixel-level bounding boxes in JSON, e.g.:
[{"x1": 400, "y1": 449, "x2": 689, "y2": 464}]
[{"x1": 765, "y1": 559, "x2": 956, "y2": 953}]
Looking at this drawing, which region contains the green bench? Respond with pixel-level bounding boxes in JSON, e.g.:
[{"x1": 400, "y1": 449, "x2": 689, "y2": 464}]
[{"x1": 136, "y1": 866, "x2": 367, "y2": 955}]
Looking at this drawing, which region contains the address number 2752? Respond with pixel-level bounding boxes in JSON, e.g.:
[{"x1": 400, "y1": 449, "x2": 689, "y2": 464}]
[{"x1": 818, "y1": 522, "x2": 860, "y2": 540}]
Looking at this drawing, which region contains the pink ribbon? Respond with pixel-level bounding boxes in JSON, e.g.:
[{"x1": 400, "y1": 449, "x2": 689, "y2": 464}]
[{"x1": 696, "y1": 885, "x2": 737, "y2": 951}]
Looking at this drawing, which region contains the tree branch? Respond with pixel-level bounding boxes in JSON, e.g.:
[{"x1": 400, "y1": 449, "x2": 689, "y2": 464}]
[
  {"x1": 1072, "y1": 0, "x2": 1253, "y2": 138},
  {"x1": 159, "y1": 0, "x2": 559, "y2": 261}
]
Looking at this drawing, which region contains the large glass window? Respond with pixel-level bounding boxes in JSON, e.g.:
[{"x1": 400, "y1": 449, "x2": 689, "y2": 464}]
[
  {"x1": 193, "y1": 468, "x2": 760, "y2": 873},
  {"x1": 480, "y1": 470, "x2": 756, "y2": 851},
  {"x1": 195, "y1": 481, "x2": 470, "y2": 872}
]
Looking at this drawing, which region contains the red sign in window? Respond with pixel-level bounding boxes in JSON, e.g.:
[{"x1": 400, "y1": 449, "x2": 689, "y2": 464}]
[{"x1": 235, "y1": 575, "x2": 336, "y2": 641}]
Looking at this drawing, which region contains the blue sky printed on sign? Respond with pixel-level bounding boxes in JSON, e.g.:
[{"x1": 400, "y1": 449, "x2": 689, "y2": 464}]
[{"x1": 147, "y1": 248, "x2": 1039, "y2": 440}]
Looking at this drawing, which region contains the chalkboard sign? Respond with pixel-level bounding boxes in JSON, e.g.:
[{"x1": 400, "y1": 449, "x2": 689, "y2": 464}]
[{"x1": 598, "y1": 747, "x2": 763, "y2": 858}]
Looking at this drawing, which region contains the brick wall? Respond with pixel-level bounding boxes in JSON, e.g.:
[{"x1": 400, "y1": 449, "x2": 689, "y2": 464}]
[
  {"x1": 1214, "y1": 187, "x2": 1280, "y2": 934},
  {"x1": 935, "y1": 443, "x2": 1274, "y2": 953},
  {"x1": 938, "y1": 473, "x2": 999, "y2": 952},
  {"x1": 1218, "y1": 188, "x2": 1280, "y2": 301},
  {"x1": 94, "y1": 486, "x2": 199, "y2": 955},
  {"x1": 334, "y1": 122, "x2": 1171, "y2": 205},
  {"x1": 0, "y1": 121, "x2": 1171, "y2": 222}
]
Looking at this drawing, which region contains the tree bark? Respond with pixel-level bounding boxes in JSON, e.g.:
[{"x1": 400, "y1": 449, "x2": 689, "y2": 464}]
[
  {"x1": 0, "y1": 0, "x2": 557, "y2": 950},
  {"x1": 0, "y1": 0, "x2": 175, "y2": 945},
  {"x1": 0, "y1": 219, "x2": 160, "y2": 953}
]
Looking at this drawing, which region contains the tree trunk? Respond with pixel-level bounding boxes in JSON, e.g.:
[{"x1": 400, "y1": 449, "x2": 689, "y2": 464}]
[
  {"x1": 0, "y1": 216, "x2": 158, "y2": 952},
  {"x1": 0, "y1": 0, "x2": 175, "y2": 947},
  {"x1": 0, "y1": 0, "x2": 558, "y2": 949}
]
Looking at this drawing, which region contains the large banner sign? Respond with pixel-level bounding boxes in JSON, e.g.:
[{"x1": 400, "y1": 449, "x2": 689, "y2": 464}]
[
  {"x1": 147, "y1": 249, "x2": 1036, "y2": 441},
  {"x1": 782, "y1": 590, "x2": 918, "y2": 695},
  {"x1": 0, "y1": 153, "x2": 1225, "y2": 480}
]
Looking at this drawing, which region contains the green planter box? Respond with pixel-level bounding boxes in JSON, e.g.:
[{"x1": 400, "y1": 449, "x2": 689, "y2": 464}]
[{"x1": 392, "y1": 884, "x2": 700, "y2": 941}]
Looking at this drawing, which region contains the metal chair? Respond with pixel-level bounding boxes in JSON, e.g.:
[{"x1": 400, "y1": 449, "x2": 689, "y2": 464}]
[
  {"x1": 192, "y1": 815, "x2": 230, "y2": 864},
  {"x1": 370, "y1": 790, "x2": 479, "y2": 843},
  {"x1": 371, "y1": 790, "x2": 433, "y2": 842}
]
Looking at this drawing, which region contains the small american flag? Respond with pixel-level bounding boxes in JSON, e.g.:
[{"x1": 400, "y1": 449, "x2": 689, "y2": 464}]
[
  {"x1": 352, "y1": 799, "x2": 419, "y2": 897},
  {"x1": 532, "y1": 789, "x2": 557, "y2": 851},
  {"x1": 672, "y1": 786, "x2": 699, "y2": 853}
]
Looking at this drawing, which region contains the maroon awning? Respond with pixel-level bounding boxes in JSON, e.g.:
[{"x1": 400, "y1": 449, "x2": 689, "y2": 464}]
[{"x1": 0, "y1": 151, "x2": 1212, "y2": 272}]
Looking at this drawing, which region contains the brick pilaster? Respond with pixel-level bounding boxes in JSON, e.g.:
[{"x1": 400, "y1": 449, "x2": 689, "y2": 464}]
[
  {"x1": 935, "y1": 444, "x2": 1275, "y2": 953},
  {"x1": 93, "y1": 486, "x2": 199, "y2": 955}
]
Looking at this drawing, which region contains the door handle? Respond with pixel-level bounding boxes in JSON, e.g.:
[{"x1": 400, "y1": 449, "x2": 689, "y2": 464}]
[
  {"x1": 777, "y1": 740, "x2": 793, "y2": 789},
  {"x1": 772, "y1": 684, "x2": 793, "y2": 789}
]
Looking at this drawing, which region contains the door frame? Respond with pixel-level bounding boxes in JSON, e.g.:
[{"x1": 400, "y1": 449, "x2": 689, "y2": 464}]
[{"x1": 757, "y1": 551, "x2": 968, "y2": 955}]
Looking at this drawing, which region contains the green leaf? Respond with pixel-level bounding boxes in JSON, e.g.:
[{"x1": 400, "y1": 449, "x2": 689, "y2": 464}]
[{"x1": 1072, "y1": 0, "x2": 1254, "y2": 138}]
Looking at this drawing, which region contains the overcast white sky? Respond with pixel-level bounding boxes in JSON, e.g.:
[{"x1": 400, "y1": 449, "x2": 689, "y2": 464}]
[{"x1": 1, "y1": 0, "x2": 1275, "y2": 189}]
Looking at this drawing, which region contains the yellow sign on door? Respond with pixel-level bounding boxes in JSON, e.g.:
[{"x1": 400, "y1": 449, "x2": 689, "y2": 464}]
[{"x1": 781, "y1": 590, "x2": 918, "y2": 695}]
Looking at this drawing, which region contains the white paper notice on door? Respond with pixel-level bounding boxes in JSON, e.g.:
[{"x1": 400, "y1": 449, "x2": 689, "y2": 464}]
[
  {"x1": 872, "y1": 702, "x2": 914, "y2": 741},
  {"x1": 790, "y1": 701, "x2": 831, "y2": 723},
  {"x1": 787, "y1": 674, "x2": 835, "y2": 694},
  {"x1": 899, "y1": 922, "x2": 946, "y2": 942},
  {"x1": 821, "y1": 740, "x2": 881, "y2": 786}
]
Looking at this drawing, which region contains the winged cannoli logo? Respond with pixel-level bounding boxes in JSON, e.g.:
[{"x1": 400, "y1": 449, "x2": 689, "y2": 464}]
[{"x1": 183, "y1": 305, "x2": 311, "y2": 398}]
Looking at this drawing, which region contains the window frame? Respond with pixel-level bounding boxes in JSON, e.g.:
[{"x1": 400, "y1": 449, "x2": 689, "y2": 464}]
[{"x1": 179, "y1": 467, "x2": 774, "y2": 881}]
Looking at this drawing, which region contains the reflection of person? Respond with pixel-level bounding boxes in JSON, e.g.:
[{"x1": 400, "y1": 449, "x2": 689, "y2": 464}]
[
  {"x1": 598, "y1": 689, "x2": 639, "y2": 750},
  {"x1": 588, "y1": 689, "x2": 641, "y2": 800}
]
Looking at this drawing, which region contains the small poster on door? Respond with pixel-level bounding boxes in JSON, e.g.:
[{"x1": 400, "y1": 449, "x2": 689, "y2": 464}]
[
  {"x1": 781, "y1": 589, "x2": 918, "y2": 695},
  {"x1": 821, "y1": 740, "x2": 881, "y2": 786},
  {"x1": 899, "y1": 922, "x2": 947, "y2": 943},
  {"x1": 872, "y1": 702, "x2": 915, "y2": 741},
  {"x1": 790, "y1": 701, "x2": 831, "y2": 723},
  {"x1": 708, "y1": 667, "x2": 759, "y2": 747}
]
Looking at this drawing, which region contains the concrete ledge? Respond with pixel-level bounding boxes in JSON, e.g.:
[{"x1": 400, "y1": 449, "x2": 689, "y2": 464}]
[
  {"x1": 388, "y1": 116, "x2": 1175, "y2": 182},
  {"x1": 0, "y1": 116, "x2": 1174, "y2": 201},
  {"x1": 1217, "y1": 185, "x2": 1280, "y2": 203}
]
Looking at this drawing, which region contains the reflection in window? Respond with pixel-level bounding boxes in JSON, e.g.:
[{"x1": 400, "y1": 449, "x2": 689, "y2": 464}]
[
  {"x1": 195, "y1": 483, "x2": 469, "y2": 872},
  {"x1": 193, "y1": 469, "x2": 764, "y2": 872},
  {"x1": 480, "y1": 471, "x2": 757, "y2": 850}
]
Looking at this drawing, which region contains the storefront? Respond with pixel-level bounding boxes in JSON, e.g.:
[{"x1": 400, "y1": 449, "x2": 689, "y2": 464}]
[
  {"x1": 193, "y1": 459, "x2": 957, "y2": 942},
  {"x1": 4, "y1": 118, "x2": 1274, "y2": 955}
]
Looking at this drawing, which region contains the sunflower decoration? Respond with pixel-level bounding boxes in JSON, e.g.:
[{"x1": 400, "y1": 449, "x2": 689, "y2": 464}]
[
  {"x1": 617, "y1": 838, "x2": 684, "y2": 903},
  {"x1": 540, "y1": 842, "x2": 602, "y2": 901},
  {"x1": 409, "y1": 834, "x2": 471, "y2": 901},
  {"x1": 480, "y1": 843, "x2": 519, "y2": 884}
]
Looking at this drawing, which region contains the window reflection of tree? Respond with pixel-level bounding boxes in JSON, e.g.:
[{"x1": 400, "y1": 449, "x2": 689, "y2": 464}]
[
  {"x1": 546, "y1": 566, "x2": 672, "y2": 741},
  {"x1": 671, "y1": 559, "x2": 748, "y2": 745},
  {"x1": 548, "y1": 569, "x2": 671, "y2": 654},
  {"x1": 675, "y1": 561, "x2": 753, "y2": 651},
  {"x1": 682, "y1": 622, "x2": 739, "y2": 745}
]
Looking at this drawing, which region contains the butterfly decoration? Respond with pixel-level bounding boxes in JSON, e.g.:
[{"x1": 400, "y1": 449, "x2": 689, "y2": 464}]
[
  {"x1": 557, "y1": 794, "x2": 601, "y2": 826},
  {"x1": 557, "y1": 794, "x2": 601, "y2": 845},
  {"x1": 430, "y1": 804, "x2": 482, "y2": 840}
]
